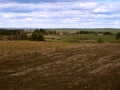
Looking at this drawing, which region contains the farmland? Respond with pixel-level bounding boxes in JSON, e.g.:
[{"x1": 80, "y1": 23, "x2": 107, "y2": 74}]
[
  {"x1": 0, "y1": 41, "x2": 120, "y2": 90},
  {"x1": 0, "y1": 28, "x2": 120, "y2": 43},
  {"x1": 44, "y1": 29, "x2": 120, "y2": 43},
  {"x1": 55, "y1": 34, "x2": 116, "y2": 43}
]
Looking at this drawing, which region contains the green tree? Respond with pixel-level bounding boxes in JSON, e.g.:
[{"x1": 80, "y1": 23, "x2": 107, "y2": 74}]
[
  {"x1": 116, "y1": 33, "x2": 120, "y2": 40},
  {"x1": 116, "y1": 33, "x2": 120, "y2": 43},
  {"x1": 29, "y1": 31, "x2": 45, "y2": 41}
]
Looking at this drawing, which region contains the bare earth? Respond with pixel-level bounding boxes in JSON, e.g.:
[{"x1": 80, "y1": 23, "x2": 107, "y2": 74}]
[{"x1": 0, "y1": 41, "x2": 120, "y2": 90}]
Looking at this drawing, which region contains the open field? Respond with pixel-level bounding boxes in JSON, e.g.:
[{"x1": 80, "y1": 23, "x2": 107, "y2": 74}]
[
  {"x1": 45, "y1": 34, "x2": 117, "y2": 43},
  {"x1": 0, "y1": 41, "x2": 120, "y2": 90},
  {"x1": 44, "y1": 29, "x2": 120, "y2": 43},
  {"x1": 60, "y1": 34, "x2": 116, "y2": 43}
]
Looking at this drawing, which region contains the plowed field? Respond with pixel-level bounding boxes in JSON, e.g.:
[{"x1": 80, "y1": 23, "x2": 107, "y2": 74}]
[{"x1": 0, "y1": 41, "x2": 120, "y2": 90}]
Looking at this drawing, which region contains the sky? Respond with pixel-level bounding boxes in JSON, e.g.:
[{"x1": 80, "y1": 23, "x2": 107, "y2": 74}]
[{"x1": 0, "y1": 0, "x2": 120, "y2": 28}]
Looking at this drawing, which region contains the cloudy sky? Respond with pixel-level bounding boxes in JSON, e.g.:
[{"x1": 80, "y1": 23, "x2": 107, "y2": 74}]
[{"x1": 0, "y1": 0, "x2": 120, "y2": 28}]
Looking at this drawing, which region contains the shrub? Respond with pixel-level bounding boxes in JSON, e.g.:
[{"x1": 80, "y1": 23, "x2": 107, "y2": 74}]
[
  {"x1": 98, "y1": 38, "x2": 103, "y2": 43},
  {"x1": 103, "y1": 32, "x2": 113, "y2": 35},
  {"x1": 116, "y1": 33, "x2": 120, "y2": 40},
  {"x1": 29, "y1": 31, "x2": 45, "y2": 41}
]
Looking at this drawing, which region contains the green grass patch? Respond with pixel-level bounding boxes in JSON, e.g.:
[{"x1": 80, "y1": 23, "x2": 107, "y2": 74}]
[{"x1": 60, "y1": 34, "x2": 116, "y2": 43}]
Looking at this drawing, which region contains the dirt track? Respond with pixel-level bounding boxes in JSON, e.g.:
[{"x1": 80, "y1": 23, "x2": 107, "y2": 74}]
[{"x1": 0, "y1": 41, "x2": 120, "y2": 90}]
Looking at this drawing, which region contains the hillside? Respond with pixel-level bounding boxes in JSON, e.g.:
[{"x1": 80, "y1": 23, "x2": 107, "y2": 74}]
[{"x1": 0, "y1": 41, "x2": 120, "y2": 90}]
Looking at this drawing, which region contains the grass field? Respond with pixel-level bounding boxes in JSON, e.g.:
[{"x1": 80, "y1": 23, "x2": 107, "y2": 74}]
[
  {"x1": 61, "y1": 34, "x2": 117, "y2": 43},
  {"x1": 44, "y1": 29, "x2": 120, "y2": 43},
  {"x1": 0, "y1": 41, "x2": 120, "y2": 90},
  {"x1": 45, "y1": 34, "x2": 117, "y2": 43}
]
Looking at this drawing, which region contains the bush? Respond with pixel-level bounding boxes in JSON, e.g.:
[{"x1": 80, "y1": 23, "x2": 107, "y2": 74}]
[
  {"x1": 98, "y1": 38, "x2": 103, "y2": 43},
  {"x1": 116, "y1": 33, "x2": 120, "y2": 40},
  {"x1": 29, "y1": 32, "x2": 45, "y2": 41},
  {"x1": 103, "y1": 32, "x2": 113, "y2": 35}
]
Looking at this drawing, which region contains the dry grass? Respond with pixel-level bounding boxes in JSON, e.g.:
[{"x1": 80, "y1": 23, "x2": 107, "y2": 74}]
[{"x1": 0, "y1": 41, "x2": 120, "y2": 90}]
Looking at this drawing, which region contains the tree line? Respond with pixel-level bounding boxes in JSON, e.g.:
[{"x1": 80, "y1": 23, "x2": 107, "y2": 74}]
[
  {"x1": 76, "y1": 30, "x2": 113, "y2": 35},
  {"x1": 0, "y1": 28, "x2": 61, "y2": 41},
  {"x1": 0, "y1": 28, "x2": 120, "y2": 42}
]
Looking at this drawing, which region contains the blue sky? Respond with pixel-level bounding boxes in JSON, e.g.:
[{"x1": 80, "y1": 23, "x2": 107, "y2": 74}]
[{"x1": 0, "y1": 0, "x2": 120, "y2": 28}]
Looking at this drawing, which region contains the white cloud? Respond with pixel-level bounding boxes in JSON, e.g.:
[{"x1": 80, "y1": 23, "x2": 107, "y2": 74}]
[
  {"x1": 93, "y1": 3, "x2": 120, "y2": 13},
  {"x1": 2, "y1": 14, "x2": 13, "y2": 18},
  {"x1": 0, "y1": 1, "x2": 120, "y2": 28},
  {"x1": 60, "y1": 18, "x2": 80, "y2": 23},
  {"x1": 114, "y1": 20, "x2": 120, "y2": 27}
]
